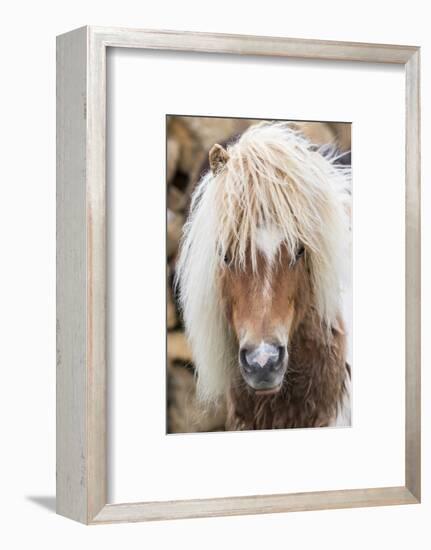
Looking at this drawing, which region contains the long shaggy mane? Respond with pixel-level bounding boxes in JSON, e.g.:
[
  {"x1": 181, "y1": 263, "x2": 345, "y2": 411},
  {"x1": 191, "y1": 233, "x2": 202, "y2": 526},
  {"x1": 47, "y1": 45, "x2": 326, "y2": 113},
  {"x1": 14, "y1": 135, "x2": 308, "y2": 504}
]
[{"x1": 176, "y1": 122, "x2": 351, "y2": 403}]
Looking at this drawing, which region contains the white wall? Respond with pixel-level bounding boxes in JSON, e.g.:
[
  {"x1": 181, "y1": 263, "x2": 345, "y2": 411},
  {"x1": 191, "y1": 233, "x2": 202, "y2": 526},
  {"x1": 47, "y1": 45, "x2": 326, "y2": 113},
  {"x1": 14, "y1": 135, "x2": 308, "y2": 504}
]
[{"x1": 1, "y1": 1, "x2": 429, "y2": 547}]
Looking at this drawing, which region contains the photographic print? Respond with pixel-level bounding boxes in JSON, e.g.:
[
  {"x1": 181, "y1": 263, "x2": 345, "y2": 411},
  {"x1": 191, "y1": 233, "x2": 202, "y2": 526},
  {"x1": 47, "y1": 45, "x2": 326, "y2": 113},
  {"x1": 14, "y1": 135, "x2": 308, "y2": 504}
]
[{"x1": 167, "y1": 116, "x2": 352, "y2": 434}]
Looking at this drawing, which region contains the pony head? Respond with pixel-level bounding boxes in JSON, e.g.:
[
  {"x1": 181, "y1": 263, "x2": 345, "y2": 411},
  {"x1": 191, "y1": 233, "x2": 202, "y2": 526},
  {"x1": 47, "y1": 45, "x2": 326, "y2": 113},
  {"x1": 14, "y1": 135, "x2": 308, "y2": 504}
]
[{"x1": 176, "y1": 122, "x2": 350, "y2": 403}]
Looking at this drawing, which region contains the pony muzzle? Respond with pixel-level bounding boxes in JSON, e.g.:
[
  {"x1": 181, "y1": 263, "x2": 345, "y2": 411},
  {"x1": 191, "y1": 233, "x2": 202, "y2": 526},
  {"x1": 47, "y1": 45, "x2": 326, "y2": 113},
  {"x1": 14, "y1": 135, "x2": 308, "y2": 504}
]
[{"x1": 239, "y1": 342, "x2": 287, "y2": 394}]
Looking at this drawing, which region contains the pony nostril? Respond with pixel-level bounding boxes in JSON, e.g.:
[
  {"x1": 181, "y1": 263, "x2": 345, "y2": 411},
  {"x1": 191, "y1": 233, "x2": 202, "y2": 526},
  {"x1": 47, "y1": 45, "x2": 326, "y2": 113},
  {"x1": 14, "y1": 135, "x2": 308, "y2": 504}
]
[
  {"x1": 240, "y1": 348, "x2": 254, "y2": 373},
  {"x1": 274, "y1": 346, "x2": 285, "y2": 369}
]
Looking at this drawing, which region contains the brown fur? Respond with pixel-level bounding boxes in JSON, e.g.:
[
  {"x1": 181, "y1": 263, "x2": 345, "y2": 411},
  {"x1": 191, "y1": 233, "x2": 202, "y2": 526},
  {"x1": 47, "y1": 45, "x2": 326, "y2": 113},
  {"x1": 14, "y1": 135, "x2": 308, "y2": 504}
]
[
  {"x1": 220, "y1": 247, "x2": 308, "y2": 344},
  {"x1": 225, "y1": 312, "x2": 348, "y2": 430},
  {"x1": 220, "y1": 246, "x2": 348, "y2": 430}
]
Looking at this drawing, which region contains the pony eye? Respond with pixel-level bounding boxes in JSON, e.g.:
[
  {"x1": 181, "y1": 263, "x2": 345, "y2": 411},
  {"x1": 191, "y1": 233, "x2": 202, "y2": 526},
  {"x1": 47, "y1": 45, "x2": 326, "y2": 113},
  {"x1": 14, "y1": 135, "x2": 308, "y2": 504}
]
[
  {"x1": 224, "y1": 253, "x2": 231, "y2": 265},
  {"x1": 296, "y1": 245, "x2": 305, "y2": 260}
]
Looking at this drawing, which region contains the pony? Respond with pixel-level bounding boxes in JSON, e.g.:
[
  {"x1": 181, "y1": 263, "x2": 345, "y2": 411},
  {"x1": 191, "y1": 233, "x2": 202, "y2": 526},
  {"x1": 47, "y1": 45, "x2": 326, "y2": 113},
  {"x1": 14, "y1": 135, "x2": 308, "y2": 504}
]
[{"x1": 176, "y1": 122, "x2": 351, "y2": 430}]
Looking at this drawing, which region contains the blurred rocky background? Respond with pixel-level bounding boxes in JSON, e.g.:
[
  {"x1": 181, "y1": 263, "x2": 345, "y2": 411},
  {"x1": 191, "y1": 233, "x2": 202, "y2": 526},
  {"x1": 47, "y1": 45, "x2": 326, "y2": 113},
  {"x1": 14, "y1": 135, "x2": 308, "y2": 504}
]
[{"x1": 166, "y1": 115, "x2": 351, "y2": 434}]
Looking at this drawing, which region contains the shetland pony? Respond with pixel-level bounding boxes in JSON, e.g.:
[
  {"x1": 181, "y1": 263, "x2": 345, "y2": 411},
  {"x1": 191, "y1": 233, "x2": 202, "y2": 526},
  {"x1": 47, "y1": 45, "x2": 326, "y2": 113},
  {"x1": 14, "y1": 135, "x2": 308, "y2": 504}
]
[{"x1": 176, "y1": 122, "x2": 351, "y2": 430}]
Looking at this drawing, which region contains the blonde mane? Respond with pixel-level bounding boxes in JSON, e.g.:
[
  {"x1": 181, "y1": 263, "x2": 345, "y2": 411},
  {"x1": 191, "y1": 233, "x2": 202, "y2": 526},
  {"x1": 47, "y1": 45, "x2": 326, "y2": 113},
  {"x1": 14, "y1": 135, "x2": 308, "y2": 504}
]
[{"x1": 176, "y1": 122, "x2": 351, "y2": 403}]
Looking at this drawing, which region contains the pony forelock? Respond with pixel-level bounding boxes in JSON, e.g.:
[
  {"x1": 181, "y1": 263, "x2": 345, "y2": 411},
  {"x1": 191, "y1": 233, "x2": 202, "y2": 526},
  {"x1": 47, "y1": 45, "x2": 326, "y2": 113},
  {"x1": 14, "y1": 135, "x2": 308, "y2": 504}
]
[{"x1": 176, "y1": 122, "x2": 351, "y2": 403}]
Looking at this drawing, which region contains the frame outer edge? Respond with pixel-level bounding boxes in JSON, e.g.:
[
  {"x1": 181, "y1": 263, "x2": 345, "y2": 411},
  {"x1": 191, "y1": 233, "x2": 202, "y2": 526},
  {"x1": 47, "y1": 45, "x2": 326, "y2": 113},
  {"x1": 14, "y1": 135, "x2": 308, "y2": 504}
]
[
  {"x1": 92, "y1": 26, "x2": 416, "y2": 64},
  {"x1": 56, "y1": 25, "x2": 421, "y2": 524},
  {"x1": 90, "y1": 486, "x2": 417, "y2": 524},
  {"x1": 56, "y1": 26, "x2": 89, "y2": 524}
]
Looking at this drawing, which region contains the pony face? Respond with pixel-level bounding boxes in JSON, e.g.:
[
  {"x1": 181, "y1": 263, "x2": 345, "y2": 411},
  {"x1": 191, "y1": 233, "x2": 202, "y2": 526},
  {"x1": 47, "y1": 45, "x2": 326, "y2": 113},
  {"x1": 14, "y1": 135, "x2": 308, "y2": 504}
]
[{"x1": 219, "y1": 230, "x2": 310, "y2": 395}]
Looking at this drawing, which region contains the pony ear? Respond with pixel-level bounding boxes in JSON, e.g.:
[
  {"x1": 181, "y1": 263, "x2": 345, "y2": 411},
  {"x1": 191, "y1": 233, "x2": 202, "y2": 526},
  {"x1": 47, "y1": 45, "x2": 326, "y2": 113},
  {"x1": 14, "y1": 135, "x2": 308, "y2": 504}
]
[{"x1": 209, "y1": 144, "x2": 229, "y2": 174}]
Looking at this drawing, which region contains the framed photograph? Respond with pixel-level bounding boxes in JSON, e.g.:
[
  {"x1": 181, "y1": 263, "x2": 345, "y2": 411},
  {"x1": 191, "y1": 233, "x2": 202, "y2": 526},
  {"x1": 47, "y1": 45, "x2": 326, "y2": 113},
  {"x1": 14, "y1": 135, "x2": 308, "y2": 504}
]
[{"x1": 56, "y1": 26, "x2": 420, "y2": 524}]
